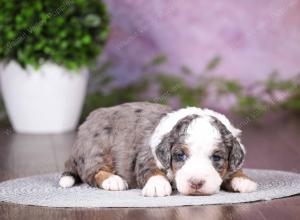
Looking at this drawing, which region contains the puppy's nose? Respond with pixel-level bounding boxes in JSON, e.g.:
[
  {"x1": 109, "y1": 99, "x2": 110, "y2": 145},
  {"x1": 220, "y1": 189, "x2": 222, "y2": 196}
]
[{"x1": 189, "y1": 179, "x2": 205, "y2": 190}]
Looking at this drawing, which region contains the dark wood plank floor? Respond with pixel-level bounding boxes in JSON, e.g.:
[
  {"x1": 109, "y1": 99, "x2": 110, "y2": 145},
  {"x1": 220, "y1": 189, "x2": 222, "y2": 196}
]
[{"x1": 0, "y1": 112, "x2": 300, "y2": 220}]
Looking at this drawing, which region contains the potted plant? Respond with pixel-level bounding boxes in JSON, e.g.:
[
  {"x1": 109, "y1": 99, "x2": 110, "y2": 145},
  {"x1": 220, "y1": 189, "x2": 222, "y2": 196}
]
[{"x1": 0, "y1": 0, "x2": 109, "y2": 134}]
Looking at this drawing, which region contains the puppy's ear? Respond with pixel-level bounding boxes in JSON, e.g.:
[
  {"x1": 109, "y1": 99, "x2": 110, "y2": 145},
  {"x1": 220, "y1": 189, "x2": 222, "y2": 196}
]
[
  {"x1": 155, "y1": 114, "x2": 199, "y2": 170},
  {"x1": 211, "y1": 116, "x2": 245, "y2": 172},
  {"x1": 155, "y1": 135, "x2": 174, "y2": 170},
  {"x1": 227, "y1": 137, "x2": 245, "y2": 171}
]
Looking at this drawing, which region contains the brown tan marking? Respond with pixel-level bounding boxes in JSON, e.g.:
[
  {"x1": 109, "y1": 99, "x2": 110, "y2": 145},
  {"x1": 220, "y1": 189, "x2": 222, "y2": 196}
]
[
  {"x1": 219, "y1": 161, "x2": 228, "y2": 178},
  {"x1": 221, "y1": 169, "x2": 253, "y2": 191},
  {"x1": 182, "y1": 144, "x2": 190, "y2": 157},
  {"x1": 143, "y1": 169, "x2": 166, "y2": 184},
  {"x1": 152, "y1": 169, "x2": 165, "y2": 176},
  {"x1": 95, "y1": 170, "x2": 113, "y2": 186},
  {"x1": 94, "y1": 164, "x2": 115, "y2": 187}
]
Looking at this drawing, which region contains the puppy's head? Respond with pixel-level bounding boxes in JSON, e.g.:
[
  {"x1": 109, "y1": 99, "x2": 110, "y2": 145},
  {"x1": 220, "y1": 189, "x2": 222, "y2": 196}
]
[{"x1": 155, "y1": 113, "x2": 244, "y2": 195}]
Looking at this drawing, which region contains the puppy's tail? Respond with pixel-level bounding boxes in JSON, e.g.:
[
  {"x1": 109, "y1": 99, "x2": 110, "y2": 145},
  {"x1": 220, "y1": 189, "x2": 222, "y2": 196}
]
[{"x1": 59, "y1": 158, "x2": 80, "y2": 188}]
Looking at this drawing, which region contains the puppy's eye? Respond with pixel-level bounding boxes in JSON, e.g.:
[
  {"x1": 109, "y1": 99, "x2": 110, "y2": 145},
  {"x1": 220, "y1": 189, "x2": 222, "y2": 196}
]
[
  {"x1": 176, "y1": 152, "x2": 187, "y2": 161},
  {"x1": 212, "y1": 154, "x2": 222, "y2": 162}
]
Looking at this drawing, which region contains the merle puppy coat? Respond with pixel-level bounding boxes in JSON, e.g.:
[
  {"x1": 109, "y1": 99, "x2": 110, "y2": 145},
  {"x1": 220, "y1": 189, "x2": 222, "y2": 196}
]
[{"x1": 59, "y1": 102, "x2": 257, "y2": 196}]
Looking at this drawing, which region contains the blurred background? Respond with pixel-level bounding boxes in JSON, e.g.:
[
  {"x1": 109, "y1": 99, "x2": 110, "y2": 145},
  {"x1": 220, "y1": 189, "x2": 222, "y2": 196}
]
[
  {"x1": 105, "y1": 0, "x2": 300, "y2": 84},
  {"x1": 89, "y1": 0, "x2": 300, "y2": 117},
  {"x1": 0, "y1": 0, "x2": 300, "y2": 133}
]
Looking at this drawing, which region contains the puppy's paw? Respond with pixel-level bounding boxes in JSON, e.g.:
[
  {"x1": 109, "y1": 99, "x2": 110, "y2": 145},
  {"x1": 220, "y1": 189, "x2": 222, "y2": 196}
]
[
  {"x1": 142, "y1": 175, "x2": 172, "y2": 197},
  {"x1": 101, "y1": 175, "x2": 128, "y2": 191},
  {"x1": 231, "y1": 177, "x2": 257, "y2": 193}
]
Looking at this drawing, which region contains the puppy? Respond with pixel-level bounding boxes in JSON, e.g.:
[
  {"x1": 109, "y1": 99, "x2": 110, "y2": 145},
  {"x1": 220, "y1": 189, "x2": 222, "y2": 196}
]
[{"x1": 59, "y1": 102, "x2": 257, "y2": 196}]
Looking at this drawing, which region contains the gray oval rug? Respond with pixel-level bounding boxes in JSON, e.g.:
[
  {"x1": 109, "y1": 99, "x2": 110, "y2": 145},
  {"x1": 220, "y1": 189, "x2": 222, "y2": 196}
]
[{"x1": 0, "y1": 169, "x2": 300, "y2": 208}]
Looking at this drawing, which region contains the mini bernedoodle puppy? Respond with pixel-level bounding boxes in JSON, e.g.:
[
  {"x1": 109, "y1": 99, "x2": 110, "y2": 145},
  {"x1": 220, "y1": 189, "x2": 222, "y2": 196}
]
[{"x1": 59, "y1": 102, "x2": 257, "y2": 196}]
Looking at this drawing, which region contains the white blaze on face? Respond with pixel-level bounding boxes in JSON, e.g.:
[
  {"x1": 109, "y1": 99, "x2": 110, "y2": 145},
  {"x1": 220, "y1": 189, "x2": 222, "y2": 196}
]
[{"x1": 175, "y1": 117, "x2": 223, "y2": 195}]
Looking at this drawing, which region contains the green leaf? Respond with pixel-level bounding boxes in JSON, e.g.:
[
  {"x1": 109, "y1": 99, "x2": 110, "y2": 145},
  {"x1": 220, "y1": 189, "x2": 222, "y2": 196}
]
[
  {"x1": 82, "y1": 35, "x2": 92, "y2": 44},
  {"x1": 6, "y1": 31, "x2": 15, "y2": 40},
  {"x1": 206, "y1": 56, "x2": 221, "y2": 71},
  {"x1": 0, "y1": 0, "x2": 110, "y2": 70},
  {"x1": 225, "y1": 80, "x2": 242, "y2": 94},
  {"x1": 143, "y1": 54, "x2": 167, "y2": 69}
]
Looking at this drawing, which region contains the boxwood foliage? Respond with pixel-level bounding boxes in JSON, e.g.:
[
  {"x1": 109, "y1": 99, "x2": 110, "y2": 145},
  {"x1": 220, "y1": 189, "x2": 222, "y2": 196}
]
[{"x1": 0, "y1": 0, "x2": 109, "y2": 70}]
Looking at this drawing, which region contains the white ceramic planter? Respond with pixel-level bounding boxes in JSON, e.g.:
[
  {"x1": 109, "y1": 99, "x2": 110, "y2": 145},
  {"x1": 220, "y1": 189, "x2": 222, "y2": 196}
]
[{"x1": 0, "y1": 61, "x2": 89, "y2": 134}]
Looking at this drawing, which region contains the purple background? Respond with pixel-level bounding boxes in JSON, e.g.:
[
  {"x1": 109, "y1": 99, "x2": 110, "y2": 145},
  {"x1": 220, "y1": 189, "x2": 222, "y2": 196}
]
[{"x1": 102, "y1": 0, "x2": 300, "y2": 85}]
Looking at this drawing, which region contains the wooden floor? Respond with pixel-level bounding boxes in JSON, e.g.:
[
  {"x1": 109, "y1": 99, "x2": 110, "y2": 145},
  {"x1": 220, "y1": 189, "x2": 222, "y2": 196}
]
[{"x1": 0, "y1": 112, "x2": 300, "y2": 220}]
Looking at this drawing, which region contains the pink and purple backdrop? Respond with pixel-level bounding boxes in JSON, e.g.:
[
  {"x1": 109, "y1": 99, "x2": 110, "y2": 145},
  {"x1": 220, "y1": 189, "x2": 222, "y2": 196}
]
[{"x1": 102, "y1": 0, "x2": 300, "y2": 84}]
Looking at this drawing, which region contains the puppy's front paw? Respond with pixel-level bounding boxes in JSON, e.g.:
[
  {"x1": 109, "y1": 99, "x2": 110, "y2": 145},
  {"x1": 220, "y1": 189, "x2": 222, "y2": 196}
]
[
  {"x1": 231, "y1": 177, "x2": 257, "y2": 193},
  {"x1": 101, "y1": 175, "x2": 128, "y2": 191},
  {"x1": 142, "y1": 175, "x2": 172, "y2": 197}
]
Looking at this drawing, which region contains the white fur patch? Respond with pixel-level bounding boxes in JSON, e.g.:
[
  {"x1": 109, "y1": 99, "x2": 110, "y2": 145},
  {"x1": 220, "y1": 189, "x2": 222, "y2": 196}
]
[
  {"x1": 101, "y1": 175, "x2": 128, "y2": 191},
  {"x1": 186, "y1": 117, "x2": 221, "y2": 154},
  {"x1": 231, "y1": 177, "x2": 257, "y2": 193},
  {"x1": 175, "y1": 158, "x2": 223, "y2": 195},
  {"x1": 142, "y1": 175, "x2": 172, "y2": 197},
  {"x1": 59, "y1": 176, "x2": 75, "y2": 188}
]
